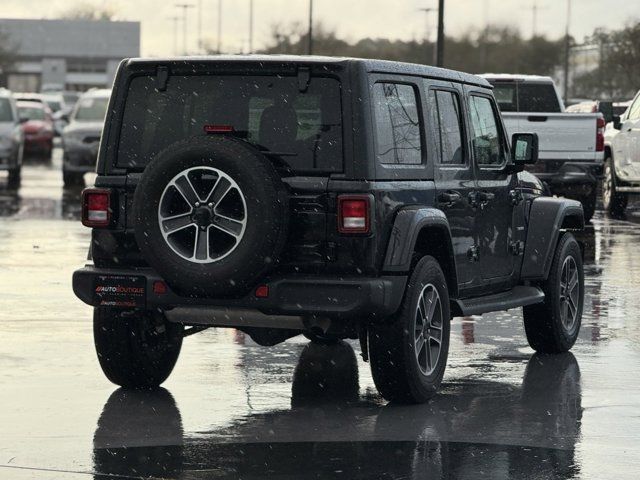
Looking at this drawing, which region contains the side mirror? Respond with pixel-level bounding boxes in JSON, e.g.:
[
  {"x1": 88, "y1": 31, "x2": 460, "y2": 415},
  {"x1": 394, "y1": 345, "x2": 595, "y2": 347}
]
[
  {"x1": 511, "y1": 133, "x2": 538, "y2": 165},
  {"x1": 613, "y1": 115, "x2": 622, "y2": 130},
  {"x1": 18, "y1": 117, "x2": 29, "y2": 124}
]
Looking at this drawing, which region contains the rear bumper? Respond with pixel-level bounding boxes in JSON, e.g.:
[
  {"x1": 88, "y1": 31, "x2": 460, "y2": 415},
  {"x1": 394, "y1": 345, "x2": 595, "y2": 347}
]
[{"x1": 72, "y1": 266, "x2": 407, "y2": 320}]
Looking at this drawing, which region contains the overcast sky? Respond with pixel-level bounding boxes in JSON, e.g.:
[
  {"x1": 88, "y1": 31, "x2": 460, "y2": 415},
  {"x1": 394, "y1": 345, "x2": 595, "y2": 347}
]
[{"x1": 3, "y1": 0, "x2": 640, "y2": 56}]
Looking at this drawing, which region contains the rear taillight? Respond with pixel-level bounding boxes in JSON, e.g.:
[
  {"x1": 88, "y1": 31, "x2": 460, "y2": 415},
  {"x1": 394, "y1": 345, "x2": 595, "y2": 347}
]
[
  {"x1": 596, "y1": 116, "x2": 605, "y2": 152},
  {"x1": 82, "y1": 188, "x2": 111, "y2": 228},
  {"x1": 338, "y1": 195, "x2": 370, "y2": 234}
]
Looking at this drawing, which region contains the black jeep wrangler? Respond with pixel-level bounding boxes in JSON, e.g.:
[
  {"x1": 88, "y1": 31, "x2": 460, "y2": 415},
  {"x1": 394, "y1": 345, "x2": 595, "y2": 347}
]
[{"x1": 73, "y1": 56, "x2": 585, "y2": 404}]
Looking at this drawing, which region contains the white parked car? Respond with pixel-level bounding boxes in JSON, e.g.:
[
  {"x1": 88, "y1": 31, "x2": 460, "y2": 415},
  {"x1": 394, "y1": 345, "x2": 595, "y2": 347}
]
[{"x1": 603, "y1": 91, "x2": 640, "y2": 215}]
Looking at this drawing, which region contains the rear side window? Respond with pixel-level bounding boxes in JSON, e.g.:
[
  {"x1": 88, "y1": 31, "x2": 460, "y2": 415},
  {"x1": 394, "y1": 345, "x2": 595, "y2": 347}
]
[
  {"x1": 430, "y1": 90, "x2": 464, "y2": 165},
  {"x1": 492, "y1": 82, "x2": 561, "y2": 113},
  {"x1": 468, "y1": 95, "x2": 506, "y2": 167},
  {"x1": 117, "y1": 74, "x2": 343, "y2": 174},
  {"x1": 0, "y1": 98, "x2": 13, "y2": 122},
  {"x1": 372, "y1": 83, "x2": 422, "y2": 165}
]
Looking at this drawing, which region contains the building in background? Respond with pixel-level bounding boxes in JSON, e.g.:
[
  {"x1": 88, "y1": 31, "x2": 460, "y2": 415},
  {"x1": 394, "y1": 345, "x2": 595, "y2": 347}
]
[{"x1": 0, "y1": 18, "x2": 140, "y2": 92}]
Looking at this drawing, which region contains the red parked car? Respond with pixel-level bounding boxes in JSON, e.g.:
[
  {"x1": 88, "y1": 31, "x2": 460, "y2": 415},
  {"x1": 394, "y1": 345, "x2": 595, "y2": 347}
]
[{"x1": 17, "y1": 100, "x2": 54, "y2": 160}]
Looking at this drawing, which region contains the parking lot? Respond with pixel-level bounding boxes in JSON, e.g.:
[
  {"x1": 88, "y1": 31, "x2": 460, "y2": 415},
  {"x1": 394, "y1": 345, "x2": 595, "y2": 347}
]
[{"x1": 0, "y1": 147, "x2": 637, "y2": 478}]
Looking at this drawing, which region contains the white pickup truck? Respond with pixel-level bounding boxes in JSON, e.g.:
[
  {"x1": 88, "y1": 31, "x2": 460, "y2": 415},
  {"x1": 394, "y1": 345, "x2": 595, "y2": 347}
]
[{"x1": 481, "y1": 74, "x2": 605, "y2": 221}]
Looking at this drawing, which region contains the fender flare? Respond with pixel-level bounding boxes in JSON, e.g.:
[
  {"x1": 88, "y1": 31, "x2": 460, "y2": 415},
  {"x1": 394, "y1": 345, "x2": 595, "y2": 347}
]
[
  {"x1": 383, "y1": 207, "x2": 458, "y2": 295},
  {"x1": 521, "y1": 196, "x2": 584, "y2": 281}
]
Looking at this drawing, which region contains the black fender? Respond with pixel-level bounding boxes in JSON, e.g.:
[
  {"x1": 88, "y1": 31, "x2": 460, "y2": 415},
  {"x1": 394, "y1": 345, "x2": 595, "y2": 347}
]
[
  {"x1": 383, "y1": 207, "x2": 458, "y2": 297},
  {"x1": 521, "y1": 197, "x2": 584, "y2": 281}
]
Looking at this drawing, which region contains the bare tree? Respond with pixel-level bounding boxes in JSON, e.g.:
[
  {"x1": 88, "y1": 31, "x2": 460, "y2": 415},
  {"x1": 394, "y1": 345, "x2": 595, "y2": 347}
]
[
  {"x1": 574, "y1": 24, "x2": 640, "y2": 100},
  {"x1": 59, "y1": 2, "x2": 117, "y2": 21}
]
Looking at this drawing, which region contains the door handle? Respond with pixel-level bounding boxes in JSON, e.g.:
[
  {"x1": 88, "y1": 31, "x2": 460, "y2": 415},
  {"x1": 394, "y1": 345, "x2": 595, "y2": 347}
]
[
  {"x1": 438, "y1": 191, "x2": 462, "y2": 205},
  {"x1": 477, "y1": 191, "x2": 495, "y2": 202}
]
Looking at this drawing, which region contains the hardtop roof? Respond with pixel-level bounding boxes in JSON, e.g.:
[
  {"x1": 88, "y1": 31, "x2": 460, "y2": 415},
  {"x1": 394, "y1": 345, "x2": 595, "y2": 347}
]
[{"x1": 124, "y1": 55, "x2": 491, "y2": 88}]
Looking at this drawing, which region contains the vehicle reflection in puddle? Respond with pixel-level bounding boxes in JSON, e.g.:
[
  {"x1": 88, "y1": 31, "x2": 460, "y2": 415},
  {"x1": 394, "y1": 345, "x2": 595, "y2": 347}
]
[{"x1": 92, "y1": 343, "x2": 582, "y2": 479}]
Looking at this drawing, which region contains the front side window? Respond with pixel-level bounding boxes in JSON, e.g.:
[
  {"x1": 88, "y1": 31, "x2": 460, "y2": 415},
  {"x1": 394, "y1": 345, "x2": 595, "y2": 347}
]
[
  {"x1": 373, "y1": 83, "x2": 422, "y2": 165},
  {"x1": 627, "y1": 95, "x2": 640, "y2": 120},
  {"x1": 468, "y1": 96, "x2": 506, "y2": 167},
  {"x1": 430, "y1": 90, "x2": 464, "y2": 165}
]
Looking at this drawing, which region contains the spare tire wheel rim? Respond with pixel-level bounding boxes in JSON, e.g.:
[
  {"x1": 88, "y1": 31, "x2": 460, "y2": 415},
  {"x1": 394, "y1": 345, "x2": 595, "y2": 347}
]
[{"x1": 157, "y1": 166, "x2": 247, "y2": 263}]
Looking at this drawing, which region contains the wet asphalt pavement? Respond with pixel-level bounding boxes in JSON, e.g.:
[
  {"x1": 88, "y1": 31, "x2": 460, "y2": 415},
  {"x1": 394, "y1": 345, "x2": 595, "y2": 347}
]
[{"x1": 0, "y1": 147, "x2": 639, "y2": 479}]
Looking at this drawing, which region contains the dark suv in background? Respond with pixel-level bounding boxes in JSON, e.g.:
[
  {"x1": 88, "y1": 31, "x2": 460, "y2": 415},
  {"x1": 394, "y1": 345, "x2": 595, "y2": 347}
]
[{"x1": 73, "y1": 56, "x2": 585, "y2": 403}]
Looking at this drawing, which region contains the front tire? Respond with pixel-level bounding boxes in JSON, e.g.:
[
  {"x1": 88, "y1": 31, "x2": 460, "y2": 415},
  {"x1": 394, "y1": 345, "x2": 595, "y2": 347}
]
[
  {"x1": 602, "y1": 157, "x2": 627, "y2": 216},
  {"x1": 523, "y1": 233, "x2": 583, "y2": 353},
  {"x1": 94, "y1": 308, "x2": 183, "y2": 389},
  {"x1": 581, "y1": 188, "x2": 596, "y2": 223},
  {"x1": 369, "y1": 256, "x2": 451, "y2": 404}
]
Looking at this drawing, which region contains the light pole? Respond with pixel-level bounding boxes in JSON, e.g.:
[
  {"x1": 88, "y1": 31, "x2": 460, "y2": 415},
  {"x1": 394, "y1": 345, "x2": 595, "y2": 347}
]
[
  {"x1": 198, "y1": 0, "x2": 203, "y2": 53},
  {"x1": 249, "y1": 0, "x2": 254, "y2": 53},
  {"x1": 563, "y1": 0, "x2": 571, "y2": 104},
  {"x1": 419, "y1": 7, "x2": 436, "y2": 65},
  {"x1": 176, "y1": 3, "x2": 195, "y2": 55},
  {"x1": 308, "y1": 0, "x2": 314, "y2": 55},
  {"x1": 217, "y1": 0, "x2": 223, "y2": 54},
  {"x1": 168, "y1": 16, "x2": 180, "y2": 55},
  {"x1": 436, "y1": 0, "x2": 444, "y2": 67}
]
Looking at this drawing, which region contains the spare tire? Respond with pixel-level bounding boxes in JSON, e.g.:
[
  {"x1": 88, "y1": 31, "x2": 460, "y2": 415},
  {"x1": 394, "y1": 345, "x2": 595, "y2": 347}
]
[{"x1": 132, "y1": 136, "x2": 288, "y2": 297}]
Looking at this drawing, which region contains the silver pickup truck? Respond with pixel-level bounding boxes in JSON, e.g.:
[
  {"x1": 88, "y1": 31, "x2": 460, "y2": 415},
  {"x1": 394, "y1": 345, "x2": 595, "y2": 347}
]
[{"x1": 482, "y1": 74, "x2": 605, "y2": 222}]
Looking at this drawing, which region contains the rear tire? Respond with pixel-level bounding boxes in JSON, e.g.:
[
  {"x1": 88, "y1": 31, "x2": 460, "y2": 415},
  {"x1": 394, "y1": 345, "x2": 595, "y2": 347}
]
[
  {"x1": 94, "y1": 308, "x2": 183, "y2": 389},
  {"x1": 369, "y1": 256, "x2": 450, "y2": 404},
  {"x1": 523, "y1": 233, "x2": 583, "y2": 353},
  {"x1": 602, "y1": 157, "x2": 627, "y2": 216}
]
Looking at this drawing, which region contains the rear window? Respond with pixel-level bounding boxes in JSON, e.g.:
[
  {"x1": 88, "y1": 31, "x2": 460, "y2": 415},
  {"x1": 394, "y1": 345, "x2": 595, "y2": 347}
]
[
  {"x1": 117, "y1": 74, "x2": 343, "y2": 174},
  {"x1": 492, "y1": 82, "x2": 561, "y2": 113},
  {"x1": 18, "y1": 105, "x2": 46, "y2": 120},
  {"x1": 74, "y1": 96, "x2": 109, "y2": 122},
  {"x1": 0, "y1": 98, "x2": 13, "y2": 122}
]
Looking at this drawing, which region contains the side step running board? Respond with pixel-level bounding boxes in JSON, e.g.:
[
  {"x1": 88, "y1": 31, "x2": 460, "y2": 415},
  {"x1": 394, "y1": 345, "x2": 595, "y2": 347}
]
[{"x1": 454, "y1": 286, "x2": 544, "y2": 316}]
